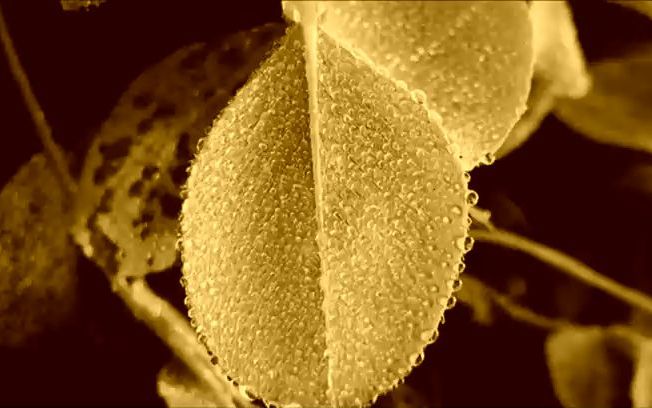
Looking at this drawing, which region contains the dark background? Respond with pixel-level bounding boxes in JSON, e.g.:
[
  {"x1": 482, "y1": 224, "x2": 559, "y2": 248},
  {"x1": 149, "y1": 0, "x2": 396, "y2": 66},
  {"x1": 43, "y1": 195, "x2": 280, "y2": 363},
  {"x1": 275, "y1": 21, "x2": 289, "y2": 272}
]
[{"x1": 1, "y1": 0, "x2": 651, "y2": 406}]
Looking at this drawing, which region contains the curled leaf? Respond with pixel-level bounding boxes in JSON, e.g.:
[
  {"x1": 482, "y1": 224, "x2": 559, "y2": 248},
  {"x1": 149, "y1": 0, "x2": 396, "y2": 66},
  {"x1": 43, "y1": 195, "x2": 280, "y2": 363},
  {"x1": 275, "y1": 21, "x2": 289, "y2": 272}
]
[
  {"x1": 181, "y1": 23, "x2": 468, "y2": 407},
  {"x1": 554, "y1": 45, "x2": 652, "y2": 154},
  {"x1": 295, "y1": 0, "x2": 533, "y2": 170},
  {"x1": 0, "y1": 154, "x2": 77, "y2": 347},
  {"x1": 72, "y1": 24, "x2": 284, "y2": 277}
]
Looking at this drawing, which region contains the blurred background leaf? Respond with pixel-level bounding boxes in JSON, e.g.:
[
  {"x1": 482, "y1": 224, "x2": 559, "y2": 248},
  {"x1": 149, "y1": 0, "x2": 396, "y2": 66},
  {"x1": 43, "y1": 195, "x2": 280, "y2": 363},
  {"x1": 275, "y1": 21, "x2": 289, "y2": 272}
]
[
  {"x1": 498, "y1": 0, "x2": 590, "y2": 158},
  {"x1": 60, "y1": 0, "x2": 106, "y2": 12},
  {"x1": 545, "y1": 326, "x2": 638, "y2": 408},
  {"x1": 0, "y1": 154, "x2": 77, "y2": 347},
  {"x1": 554, "y1": 44, "x2": 652, "y2": 154}
]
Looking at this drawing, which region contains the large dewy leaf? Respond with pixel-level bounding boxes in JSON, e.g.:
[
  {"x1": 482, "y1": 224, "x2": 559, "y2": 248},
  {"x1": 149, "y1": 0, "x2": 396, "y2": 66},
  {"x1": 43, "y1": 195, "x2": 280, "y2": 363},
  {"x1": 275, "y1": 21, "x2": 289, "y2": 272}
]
[
  {"x1": 0, "y1": 154, "x2": 77, "y2": 347},
  {"x1": 72, "y1": 24, "x2": 284, "y2": 277},
  {"x1": 297, "y1": 0, "x2": 533, "y2": 170},
  {"x1": 554, "y1": 45, "x2": 652, "y2": 155},
  {"x1": 180, "y1": 23, "x2": 468, "y2": 407}
]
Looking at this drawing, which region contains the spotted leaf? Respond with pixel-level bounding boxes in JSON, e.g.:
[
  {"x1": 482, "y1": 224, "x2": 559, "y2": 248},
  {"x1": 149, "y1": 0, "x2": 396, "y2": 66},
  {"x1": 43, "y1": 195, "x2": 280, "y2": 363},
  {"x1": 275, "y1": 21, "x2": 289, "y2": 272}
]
[{"x1": 71, "y1": 23, "x2": 284, "y2": 277}]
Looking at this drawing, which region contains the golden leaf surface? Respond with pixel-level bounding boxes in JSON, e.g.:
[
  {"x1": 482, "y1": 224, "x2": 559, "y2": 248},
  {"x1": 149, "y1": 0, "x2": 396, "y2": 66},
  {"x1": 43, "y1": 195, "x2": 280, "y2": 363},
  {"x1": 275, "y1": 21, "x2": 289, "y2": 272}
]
[
  {"x1": 181, "y1": 22, "x2": 468, "y2": 406},
  {"x1": 302, "y1": 0, "x2": 533, "y2": 170}
]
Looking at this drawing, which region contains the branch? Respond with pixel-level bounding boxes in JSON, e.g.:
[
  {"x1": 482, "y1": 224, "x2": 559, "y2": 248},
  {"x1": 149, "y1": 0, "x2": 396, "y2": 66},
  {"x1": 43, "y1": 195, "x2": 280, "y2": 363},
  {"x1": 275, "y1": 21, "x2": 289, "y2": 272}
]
[
  {"x1": 0, "y1": 4, "x2": 77, "y2": 196},
  {"x1": 113, "y1": 278, "x2": 254, "y2": 408},
  {"x1": 471, "y1": 228, "x2": 652, "y2": 316}
]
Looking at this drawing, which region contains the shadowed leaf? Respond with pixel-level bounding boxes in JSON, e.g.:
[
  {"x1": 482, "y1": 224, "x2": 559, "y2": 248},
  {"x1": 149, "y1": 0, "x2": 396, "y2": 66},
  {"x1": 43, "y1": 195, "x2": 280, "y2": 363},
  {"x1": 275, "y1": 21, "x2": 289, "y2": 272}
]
[
  {"x1": 554, "y1": 45, "x2": 652, "y2": 154},
  {"x1": 0, "y1": 154, "x2": 77, "y2": 347},
  {"x1": 546, "y1": 326, "x2": 638, "y2": 408}
]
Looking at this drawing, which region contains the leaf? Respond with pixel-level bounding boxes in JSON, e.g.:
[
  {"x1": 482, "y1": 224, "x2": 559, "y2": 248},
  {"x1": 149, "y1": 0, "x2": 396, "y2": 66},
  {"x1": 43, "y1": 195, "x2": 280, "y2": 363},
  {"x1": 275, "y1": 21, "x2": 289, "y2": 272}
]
[
  {"x1": 530, "y1": 0, "x2": 591, "y2": 99},
  {"x1": 157, "y1": 359, "x2": 220, "y2": 408},
  {"x1": 554, "y1": 45, "x2": 652, "y2": 154},
  {"x1": 545, "y1": 326, "x2": 637, "y2": 408},
  {"x1": 180, "y1": 22, "x2": 469, "y2": 407},
  {"x1": 60, "y1": 0, "x2": 106, "y2": 11},
  {"x1": 288, "y1": 0, "x2": 533, "y2": 170},
  {"x1": 497, "y1": 0, "x2": 590, "y2": 158},
  {"x1": 456, "y1": 276, "x2": 494, "y2": 326},
  {"x1": 610, "y1": 0, "x2": 652, "y2": 19},
  {"x1": 0, "y1": 154, "x2": 77, "y2": 347},
  {"x1": 632, "y1": 339, "x2": 652, "y2": 408},
  {"x1": 71, "y1": 23, "x2": 284, "y2": 277}
]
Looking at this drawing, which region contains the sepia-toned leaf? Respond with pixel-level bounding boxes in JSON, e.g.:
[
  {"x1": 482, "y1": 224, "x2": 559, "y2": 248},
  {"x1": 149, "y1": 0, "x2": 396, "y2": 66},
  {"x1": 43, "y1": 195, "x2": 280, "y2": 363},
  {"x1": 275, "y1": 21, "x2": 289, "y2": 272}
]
[
  {"x1": 497, "y1": 0, "x2": 590, "y2": 158},
  {"x1": 60, "y1": 0, "x2": 106, "y2": 11},
  {"x1": 610, "y1": 0, "x2": 652, "y2": 20},
  {"x1": 554, "y1": 45, "x2": 652, "y2": 154},
  {"x1": 287, "y1": 0, "x2": 533, "y2": 170},
  {"x1": 0, "y1": 154, "x2": 77, "y2": 347},
  {"x1": 181, "y1": 22, "x2": 468, "y2": 406},
  {"x1": 71, "y1": 23, "x2": 284, "y2": 278},
  {"x1": 545, "y1": 326, "x2": 637, "y2": 408}
]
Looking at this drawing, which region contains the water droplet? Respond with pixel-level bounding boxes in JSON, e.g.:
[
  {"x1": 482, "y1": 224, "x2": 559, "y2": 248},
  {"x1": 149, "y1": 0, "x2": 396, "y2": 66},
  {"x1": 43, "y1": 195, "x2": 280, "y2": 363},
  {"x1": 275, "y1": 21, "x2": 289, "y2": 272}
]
[
  {"x1": 466, "y1": 190, "x2": 479, "y2": 206},
  {"x1": 457, "y1": 261, "x2": 466, "y2": 274},
  {"x1": 451, "y1": 205, "x2": 462, "y2": 216},
  {"x1": 446, "y1": 296, "x2": 457, "y2": 309},
  {"x1": 481, "y1": 152, "x2": 495, "y2": 165},
  {"x1": 410, "y1": 89, "x2": 427, "y2": 105}
]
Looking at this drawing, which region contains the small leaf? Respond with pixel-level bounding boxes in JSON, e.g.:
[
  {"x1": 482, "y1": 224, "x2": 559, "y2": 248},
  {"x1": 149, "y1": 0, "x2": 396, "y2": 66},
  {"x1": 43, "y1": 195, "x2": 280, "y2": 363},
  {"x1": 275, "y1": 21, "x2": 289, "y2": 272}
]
[
  {"x1": 72, "y1": 23, "x2": 284, "y2": 277},
  {"x1": 181, "y1": 23, "x2": 468, "y2": 406},
  {"x1": 554, "y1": 45, "x2": 652, "y2": 154},
  {"x1": 60, "y1": 0, "x2": 106, "y2": 11},
  {"x1": 290, "y1": 0, "x2": 533, "y2": 170},
  {"x1": 610, "y1": 0, "x2": 652, "y2": 19},
  {"x1": 545, "y1": 326, "x2": 636, "y2": 408},
  {"x1": 632, "y1": 340, "x2": 652, "y2": 408},
  {"x1": 157, "y1": 360, "x2": 219, "y2": 408},
  {"x1": 456, "y1": 276, "x2": 494, "y2": 326},
  {"x1": 0, "y1": 154, "x2": 77, "y2": 347}
]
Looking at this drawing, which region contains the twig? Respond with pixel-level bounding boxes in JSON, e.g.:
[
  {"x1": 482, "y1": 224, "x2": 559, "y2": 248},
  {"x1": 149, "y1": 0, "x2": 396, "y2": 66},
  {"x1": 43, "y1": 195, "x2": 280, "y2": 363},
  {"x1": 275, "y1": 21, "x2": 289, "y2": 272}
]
[
  {"x1": 0, "y1": 4, "x2": 77, "y2": 196},
  {"x1": 471, "y1": 228, "x2": 652, "y2": 316},
  {"x1": 114, "y1": 278, "x2": 254, "y2": 408}
]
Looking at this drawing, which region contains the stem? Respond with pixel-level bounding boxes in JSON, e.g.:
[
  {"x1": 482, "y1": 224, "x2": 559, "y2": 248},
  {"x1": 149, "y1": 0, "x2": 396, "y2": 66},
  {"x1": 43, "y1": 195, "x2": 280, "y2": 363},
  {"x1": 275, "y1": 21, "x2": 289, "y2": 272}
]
[
  {"x1": 114, "y1": 278, "x2": 253, "y2": 408},
  {"x1": 0, "y1": 4, "x2": 77, "y2": 196},
  {"x1": 471, "y1": 228, "x2": 652, "y2": 316}
]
